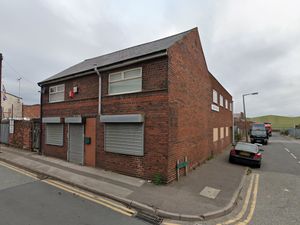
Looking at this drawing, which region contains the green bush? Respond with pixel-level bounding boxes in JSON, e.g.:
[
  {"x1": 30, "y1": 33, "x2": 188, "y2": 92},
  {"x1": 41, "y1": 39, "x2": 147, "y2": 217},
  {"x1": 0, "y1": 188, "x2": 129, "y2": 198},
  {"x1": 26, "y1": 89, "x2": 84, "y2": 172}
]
[{"x1": 152, "y1": 173, "x2": 164, "y2": 185}]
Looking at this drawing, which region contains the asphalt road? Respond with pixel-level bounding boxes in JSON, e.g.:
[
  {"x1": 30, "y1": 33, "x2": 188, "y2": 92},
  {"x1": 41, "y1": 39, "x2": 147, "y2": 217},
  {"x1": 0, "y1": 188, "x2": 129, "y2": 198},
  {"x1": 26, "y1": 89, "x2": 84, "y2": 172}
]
[
  {"x1": 0, "y1": 163, "x2": 149, "y2": 225},
  {"x1": 201, "y1": 132, "x2": 300, "y2": 225},
  {"x1": 249, "y1": 132, "x2": 300, "y2": 225}
]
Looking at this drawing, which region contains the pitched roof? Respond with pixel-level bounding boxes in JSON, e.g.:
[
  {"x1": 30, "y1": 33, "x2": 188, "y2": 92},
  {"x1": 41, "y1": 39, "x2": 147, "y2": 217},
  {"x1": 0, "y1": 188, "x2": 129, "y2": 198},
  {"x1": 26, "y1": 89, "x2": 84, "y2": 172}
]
[{"x1": 40, "y1": 28, "x2": 195, "y2": 84}]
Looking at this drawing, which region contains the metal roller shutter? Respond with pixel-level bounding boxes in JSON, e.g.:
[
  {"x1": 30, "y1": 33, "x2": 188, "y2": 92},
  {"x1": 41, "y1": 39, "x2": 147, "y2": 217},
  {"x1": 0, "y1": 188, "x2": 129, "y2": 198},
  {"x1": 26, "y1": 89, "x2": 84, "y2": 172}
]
[
  {"x1": 46, "y1": 124, "x2": 63, "y2": 146},
  {"x1": 68, "y1": 124, "x2": 84, "y2": 165},
  {"x1": 105, "y1": 123, "x2": 144, "y2": 156}
]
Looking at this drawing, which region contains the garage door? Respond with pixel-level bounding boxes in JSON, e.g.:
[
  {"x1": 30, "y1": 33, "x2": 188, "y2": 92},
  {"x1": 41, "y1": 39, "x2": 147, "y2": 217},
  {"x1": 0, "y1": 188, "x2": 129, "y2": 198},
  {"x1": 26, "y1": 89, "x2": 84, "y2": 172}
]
[
  {"x1": 105, "y1": 123, "x2": 144, "y2": 156},
  {"x1": 68, "y1": 124, "x2": 84, "y2": 164}
]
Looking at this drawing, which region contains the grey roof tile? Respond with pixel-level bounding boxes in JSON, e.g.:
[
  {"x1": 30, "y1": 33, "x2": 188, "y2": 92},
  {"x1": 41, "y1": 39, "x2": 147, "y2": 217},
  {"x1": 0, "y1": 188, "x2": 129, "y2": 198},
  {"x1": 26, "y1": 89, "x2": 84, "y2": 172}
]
[{"x1": 40, "y1": 28, "x2": 194, "y2": 84}]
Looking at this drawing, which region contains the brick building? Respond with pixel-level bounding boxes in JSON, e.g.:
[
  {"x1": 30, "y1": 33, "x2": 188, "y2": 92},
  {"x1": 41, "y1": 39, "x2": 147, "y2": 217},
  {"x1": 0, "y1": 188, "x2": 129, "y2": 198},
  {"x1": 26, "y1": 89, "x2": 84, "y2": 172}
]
[{"x1": 38, "y1": 28, "x2": 233, "y2": 182}]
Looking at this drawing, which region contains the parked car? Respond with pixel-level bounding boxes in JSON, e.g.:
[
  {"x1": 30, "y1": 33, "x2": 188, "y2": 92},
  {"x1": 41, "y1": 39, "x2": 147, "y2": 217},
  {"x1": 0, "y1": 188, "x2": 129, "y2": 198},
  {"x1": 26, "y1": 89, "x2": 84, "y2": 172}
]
[
  {"x1": 250, "y1": 123, "x2": 269, "y2": 145},
  {"x1": 229, "y1": 142, "x2": 264, "y2": 168}
]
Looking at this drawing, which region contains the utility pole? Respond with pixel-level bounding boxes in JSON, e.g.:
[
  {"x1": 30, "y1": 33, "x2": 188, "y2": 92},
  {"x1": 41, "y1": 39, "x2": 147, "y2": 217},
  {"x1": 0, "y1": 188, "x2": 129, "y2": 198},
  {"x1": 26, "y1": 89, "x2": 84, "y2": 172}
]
[
  {"x1": 0, "y1": 53, "x2": 3, "y2": 122},
  {"x1": 17, "y1": 77, "x2": 22, "y2": 99}
]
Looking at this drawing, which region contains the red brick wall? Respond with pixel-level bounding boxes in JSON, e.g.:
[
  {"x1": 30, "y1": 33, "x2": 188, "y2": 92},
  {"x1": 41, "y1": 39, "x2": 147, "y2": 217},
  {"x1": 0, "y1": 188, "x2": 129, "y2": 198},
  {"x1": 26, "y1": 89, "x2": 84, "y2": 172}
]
[
  {"x1": 209, "y1": 75, "x2": 233, "y2": 155},
  {"x1": 97, "y1": 57, "x2": 169, "y2": 181},
  {"x1": 22, "y1": 104, "x2": 40, "y2": 119},
  {"x1": 9, "y1": 120, "x2": 32, "y2": 150},
  {"x1": 41, "y1": 74, "x2": 99, "y2": 159},
  {"x1": 167, "y1": 28, "x2": 212, "y2": 182}
]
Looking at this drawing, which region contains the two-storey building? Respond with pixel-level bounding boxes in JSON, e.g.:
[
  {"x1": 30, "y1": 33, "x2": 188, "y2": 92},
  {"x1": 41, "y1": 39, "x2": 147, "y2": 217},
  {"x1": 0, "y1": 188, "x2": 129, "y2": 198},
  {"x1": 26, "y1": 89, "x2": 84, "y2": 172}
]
[{"x1": 38, "y1": 28, "x2": 233, "y2": 183}]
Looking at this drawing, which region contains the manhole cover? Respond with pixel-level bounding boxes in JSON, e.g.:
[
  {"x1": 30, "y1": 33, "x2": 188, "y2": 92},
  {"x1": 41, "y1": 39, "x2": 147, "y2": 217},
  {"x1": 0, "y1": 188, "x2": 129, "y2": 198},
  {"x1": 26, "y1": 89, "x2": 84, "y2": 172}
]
[{"x1": 199, "y1": 186, "x2": 220, "y2": 199}]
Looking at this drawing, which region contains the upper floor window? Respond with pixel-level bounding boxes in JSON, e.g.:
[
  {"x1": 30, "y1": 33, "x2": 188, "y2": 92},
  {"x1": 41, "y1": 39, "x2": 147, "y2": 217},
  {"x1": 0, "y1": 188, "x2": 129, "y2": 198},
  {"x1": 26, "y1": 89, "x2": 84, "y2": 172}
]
[
  {"x1": 109, "y1": 68, "x2": 142, "y2": 95},
  {"x1": 49, "y1": 84, "x2": 65, "y2": 103},
  {"x1": 225, "y1": 99, "x2": 228, "y2": 109},
  {"x1": 230, "y1": 102, "x2": 233, "y2": 111},
  {"x1": 213, "y1": 89, "x2": 218, "y2": 104},
  {"x1": 219, "y1": 95, "x2": 224, "y2": 107}
]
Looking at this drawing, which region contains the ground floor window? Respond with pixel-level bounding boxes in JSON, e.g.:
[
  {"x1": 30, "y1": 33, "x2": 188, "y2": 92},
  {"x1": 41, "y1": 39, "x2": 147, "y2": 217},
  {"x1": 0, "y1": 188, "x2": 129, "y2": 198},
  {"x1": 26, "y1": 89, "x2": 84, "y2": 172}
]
[
  {"x1": 46, "y1": 124, "x2": 63, "y2": 146},
  {"x1": 104, "y1": 123, "x2": 144, "y2": 156}
]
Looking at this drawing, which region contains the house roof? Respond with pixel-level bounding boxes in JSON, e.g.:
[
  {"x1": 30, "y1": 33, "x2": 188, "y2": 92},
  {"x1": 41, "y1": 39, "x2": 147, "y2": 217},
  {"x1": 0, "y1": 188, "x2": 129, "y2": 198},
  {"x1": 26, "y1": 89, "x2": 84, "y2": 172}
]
[{"x1": 39, "y1": 28, "x2": 195, "y2": 85}]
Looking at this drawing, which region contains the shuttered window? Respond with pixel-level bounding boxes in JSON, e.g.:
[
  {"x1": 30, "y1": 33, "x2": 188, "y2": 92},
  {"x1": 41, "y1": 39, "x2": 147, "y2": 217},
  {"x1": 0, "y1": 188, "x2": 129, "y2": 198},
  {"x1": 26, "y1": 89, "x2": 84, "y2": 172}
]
[
  {"x1": 46, "y1": 124, "x2": 63, "y2": 146},
  {"x1": 104, "y1": 123, "x2": 144, "y2": 156}
]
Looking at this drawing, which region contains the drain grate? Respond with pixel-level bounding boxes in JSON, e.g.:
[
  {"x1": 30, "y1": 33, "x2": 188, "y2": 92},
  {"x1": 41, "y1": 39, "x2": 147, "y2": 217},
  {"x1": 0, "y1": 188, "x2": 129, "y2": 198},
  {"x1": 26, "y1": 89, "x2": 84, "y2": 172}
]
[{"x1": 135, "y1": 211, "x2": 163, "y2": 225}]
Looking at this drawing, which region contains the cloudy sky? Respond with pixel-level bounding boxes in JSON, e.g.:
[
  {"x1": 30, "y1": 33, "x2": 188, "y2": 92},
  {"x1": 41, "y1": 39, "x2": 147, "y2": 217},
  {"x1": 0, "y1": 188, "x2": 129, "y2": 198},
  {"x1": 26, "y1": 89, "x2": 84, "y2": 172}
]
[{"x1": 0, "y1": 0, "x2": 299, "y2": 117}]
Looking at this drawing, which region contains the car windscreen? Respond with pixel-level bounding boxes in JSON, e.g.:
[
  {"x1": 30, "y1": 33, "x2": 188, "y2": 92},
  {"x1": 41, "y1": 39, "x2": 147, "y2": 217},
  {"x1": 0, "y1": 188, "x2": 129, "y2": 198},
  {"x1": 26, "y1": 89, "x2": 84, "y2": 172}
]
[
  {"x1": 235, "y1": 143, "x2": 258, "y2": 153},
  {"x1": 251, "y1": 130, "x2": 267, "y2": 136},
  {"x1": 252, "y1": 124, "x2": 265, "y2": 130}
]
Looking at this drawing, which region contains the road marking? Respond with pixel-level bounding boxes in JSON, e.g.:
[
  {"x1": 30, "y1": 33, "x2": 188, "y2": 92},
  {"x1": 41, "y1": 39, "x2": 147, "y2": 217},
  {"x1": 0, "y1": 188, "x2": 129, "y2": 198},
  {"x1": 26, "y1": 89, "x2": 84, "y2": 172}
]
[
  {"x1": 0, "y1": 161, "x2": 38, "y2": 179},
  {"x1": 290, "y1": 153, "x2": 297, "y2": 159},
  {"x1": 0, "y1": 161, "x2": 135, "y2": 217},
  {"x1": 43, "y1": 179, "x2": 135, "y2": 217},
  {"x1": 285, "y1": 148, "x2": 290, "y2": 153},
  {"x1": 298, "y1": 161, "x2": 300, "y2": 164},
  {"x1": 217, "y1": 174, "x2": 255, "y2": 225},
  {"x1": 236, "y1": 174, "x2": 260, "y2": 225}
]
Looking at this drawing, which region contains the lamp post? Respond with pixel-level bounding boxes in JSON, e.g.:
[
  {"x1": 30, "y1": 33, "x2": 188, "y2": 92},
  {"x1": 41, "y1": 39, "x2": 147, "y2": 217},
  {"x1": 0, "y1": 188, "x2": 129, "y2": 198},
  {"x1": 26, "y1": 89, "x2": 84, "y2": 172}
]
[{"x1": 242, "y1": 92, "x2": 258, "y2": 142}]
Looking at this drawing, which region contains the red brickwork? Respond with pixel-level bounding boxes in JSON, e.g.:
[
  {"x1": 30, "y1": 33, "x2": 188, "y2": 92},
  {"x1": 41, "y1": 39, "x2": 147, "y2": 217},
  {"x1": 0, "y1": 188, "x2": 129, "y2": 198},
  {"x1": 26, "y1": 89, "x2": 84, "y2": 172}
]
[
  {"x1": 9, "y1": 120, "x2": 32, "y2": 150},
  {"x1": 41, "y1": 74, "x2": 99, "y2": 159},
  {"x1": 209, "y1": 75, "x2": 233, "y2": 155},
  {"x1": 97, "y1": 57, "x2": 169, "y2": 180},
  {"x1": 167, "y1": 28, "x2": 212, "y2": 182},
  {"x1": 22, "y1": 104, "x2": 40, "y2": 119}
]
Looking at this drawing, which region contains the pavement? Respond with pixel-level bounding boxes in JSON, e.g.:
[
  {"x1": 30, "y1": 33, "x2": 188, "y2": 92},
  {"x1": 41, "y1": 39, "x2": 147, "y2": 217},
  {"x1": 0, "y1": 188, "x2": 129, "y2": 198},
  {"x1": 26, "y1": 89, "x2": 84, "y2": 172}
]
[{"x1": 0, "y1": 144, "x2": 247, "y2": 221}]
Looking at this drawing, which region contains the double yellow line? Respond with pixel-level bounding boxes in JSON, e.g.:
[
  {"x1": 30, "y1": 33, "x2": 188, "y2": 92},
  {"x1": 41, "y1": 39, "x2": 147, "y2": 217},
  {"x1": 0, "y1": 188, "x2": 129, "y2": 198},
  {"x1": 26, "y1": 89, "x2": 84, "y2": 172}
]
[
  {"x1": 0, "y1": 161, "x2": 135, "y2": 217},
  {"x1": 217, "y1": 173, "x2": 260, "y2": 225}
]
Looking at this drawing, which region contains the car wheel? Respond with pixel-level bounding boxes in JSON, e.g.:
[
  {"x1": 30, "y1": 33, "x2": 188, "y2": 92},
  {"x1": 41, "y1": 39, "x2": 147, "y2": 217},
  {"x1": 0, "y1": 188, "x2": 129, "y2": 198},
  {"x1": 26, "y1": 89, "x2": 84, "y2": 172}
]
[
  {"x1": 229, "y1": 156, "x2": 234, "y2": 163},
  {"x1": 257, "y1": 163, "x2": 261, "y2": 168}
]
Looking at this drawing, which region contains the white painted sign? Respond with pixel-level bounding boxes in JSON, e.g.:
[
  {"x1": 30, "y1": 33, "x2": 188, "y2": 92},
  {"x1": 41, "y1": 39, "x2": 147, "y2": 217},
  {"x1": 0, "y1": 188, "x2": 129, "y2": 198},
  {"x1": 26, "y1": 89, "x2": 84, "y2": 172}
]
[
  {"x1": 9, "y1": 119, "x2": 14, "y2": 134},
  {"x1": 211, "y1": 104, "x2": 219, "y2": 112}
]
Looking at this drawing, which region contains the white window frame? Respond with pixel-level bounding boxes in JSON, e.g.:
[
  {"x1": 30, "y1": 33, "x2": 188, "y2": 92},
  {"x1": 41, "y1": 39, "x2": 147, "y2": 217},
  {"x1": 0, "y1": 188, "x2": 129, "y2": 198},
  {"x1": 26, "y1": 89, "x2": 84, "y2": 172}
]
[
  {"x1": 108, "y1": 67, "x2": 142, "y2": 95},
  {"x1": 219, "y1": 95, "x2": 224, "y2": 107},
  {"x1": 49, "y1": 84, "x2": 65, "y2": 103},
  {"x1": 213, "y1": 89, "x2": 218, "y2": 104},
  {"x1": 225, "y1": 99, "x2": 228, "y2": 109}
]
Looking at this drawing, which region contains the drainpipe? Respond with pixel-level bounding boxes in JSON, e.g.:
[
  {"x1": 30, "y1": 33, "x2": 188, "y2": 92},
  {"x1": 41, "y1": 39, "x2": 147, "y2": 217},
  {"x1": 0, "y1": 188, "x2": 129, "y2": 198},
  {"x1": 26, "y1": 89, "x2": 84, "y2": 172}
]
[
  {"x1": 93, "y1": 65, "x2": 101, "y2": 115},
  {"x1": 39, "y1": 88, "x2": 43, "y2": 154}
]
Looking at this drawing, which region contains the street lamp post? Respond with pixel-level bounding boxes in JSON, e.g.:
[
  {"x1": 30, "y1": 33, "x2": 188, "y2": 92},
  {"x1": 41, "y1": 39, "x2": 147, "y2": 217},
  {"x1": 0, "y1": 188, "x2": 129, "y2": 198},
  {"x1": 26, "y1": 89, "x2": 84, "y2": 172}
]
[{"x1": 242, "y1": 92, "x2": 258, "y2": 142}]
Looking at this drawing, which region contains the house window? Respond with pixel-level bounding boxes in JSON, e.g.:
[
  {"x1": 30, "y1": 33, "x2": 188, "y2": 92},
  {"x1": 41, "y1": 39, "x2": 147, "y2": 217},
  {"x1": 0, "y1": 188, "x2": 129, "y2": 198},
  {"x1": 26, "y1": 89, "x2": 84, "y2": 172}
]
[
  {"x1": 109, "y1": 68, "x2": 142, "y2": 95},
  {"x1": 225, "y1": 99, "x2": 228, "y2": 109},
  {"x1": 46, "y1": 124, "x2": 63, "y2": 146},
  {"x1": 213, "y1": 128, "x2": 218, "y2": 142},
  {"x1": 49, "y1": 84, "x2": 65, "y2": 103},
  {"x1": 104, "y1": 123, "x2": 144, "y2": 156},
  {"x1": 230, "y1": 102, "x2": 233, "y2": 111},
  {"x1": 220, "y1": 95, "x2": 224, "y2": 107},
  {"x1": 220, "y1": 127, "x2": 224, "y2": 139},
  {"x1": 213, "y1": 90, "x2": 218, "y2": 104},
  {"x1": 226, "y1": 127, "x2": 229, "y2": 137}
]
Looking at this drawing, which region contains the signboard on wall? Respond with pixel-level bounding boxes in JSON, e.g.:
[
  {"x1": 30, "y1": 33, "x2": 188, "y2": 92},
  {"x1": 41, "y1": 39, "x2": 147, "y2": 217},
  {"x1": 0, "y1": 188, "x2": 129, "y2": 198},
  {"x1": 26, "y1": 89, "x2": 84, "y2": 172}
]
[
  {"x1": 211, "y1": 104, "x2": 220, "y2": 112},
  {"x1": 9, "y1": 119, "x2": 14, "y2": 134}
]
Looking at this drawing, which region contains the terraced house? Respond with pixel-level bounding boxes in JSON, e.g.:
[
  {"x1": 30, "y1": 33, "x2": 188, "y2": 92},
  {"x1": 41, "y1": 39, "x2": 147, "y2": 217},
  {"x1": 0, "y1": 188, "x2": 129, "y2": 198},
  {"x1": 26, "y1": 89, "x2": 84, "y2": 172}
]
[{"x1": 38, "y1": 28, "x2": 233, "y2": 183}]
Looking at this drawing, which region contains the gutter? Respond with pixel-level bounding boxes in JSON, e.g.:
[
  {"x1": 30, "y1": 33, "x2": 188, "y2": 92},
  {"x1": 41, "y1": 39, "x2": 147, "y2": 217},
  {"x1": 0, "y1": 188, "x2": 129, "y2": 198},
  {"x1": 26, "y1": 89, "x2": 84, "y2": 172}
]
[{"x1": 38, "y1": 51, "x2": 167, "y2": 86}]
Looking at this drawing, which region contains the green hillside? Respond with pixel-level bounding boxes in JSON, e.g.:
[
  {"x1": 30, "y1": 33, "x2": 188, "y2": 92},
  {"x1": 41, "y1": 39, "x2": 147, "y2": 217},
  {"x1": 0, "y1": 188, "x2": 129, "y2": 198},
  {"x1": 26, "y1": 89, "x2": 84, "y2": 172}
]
[{"x1": 249, "y1": 115, "x2": 300, "y2": 129}]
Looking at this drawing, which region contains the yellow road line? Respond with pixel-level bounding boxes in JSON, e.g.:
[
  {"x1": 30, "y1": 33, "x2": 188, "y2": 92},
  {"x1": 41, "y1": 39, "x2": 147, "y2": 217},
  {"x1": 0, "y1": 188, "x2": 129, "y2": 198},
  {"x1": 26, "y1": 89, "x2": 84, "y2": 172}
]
[
  {"x1": 0, "y1": 161, "x2": 135, "y2": 217},
  {"x1": 0, "y1": 161, "x2": 38, "y2": 179},
  {"x1": 162, "y1": 222, "x2": 181, "y2": 225},
  {"x1": 44, "y1": 179, "x2": 135, "y2": 215},
  {"x1": 236, "y1": 174, "x2": 259, "y2": 225},
  {"x1": 44, "y1": 179, "x2": 134, "y2": 216},
  {"x1": 217, "y1": 174, "x2": 255, "y2": 225}
]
